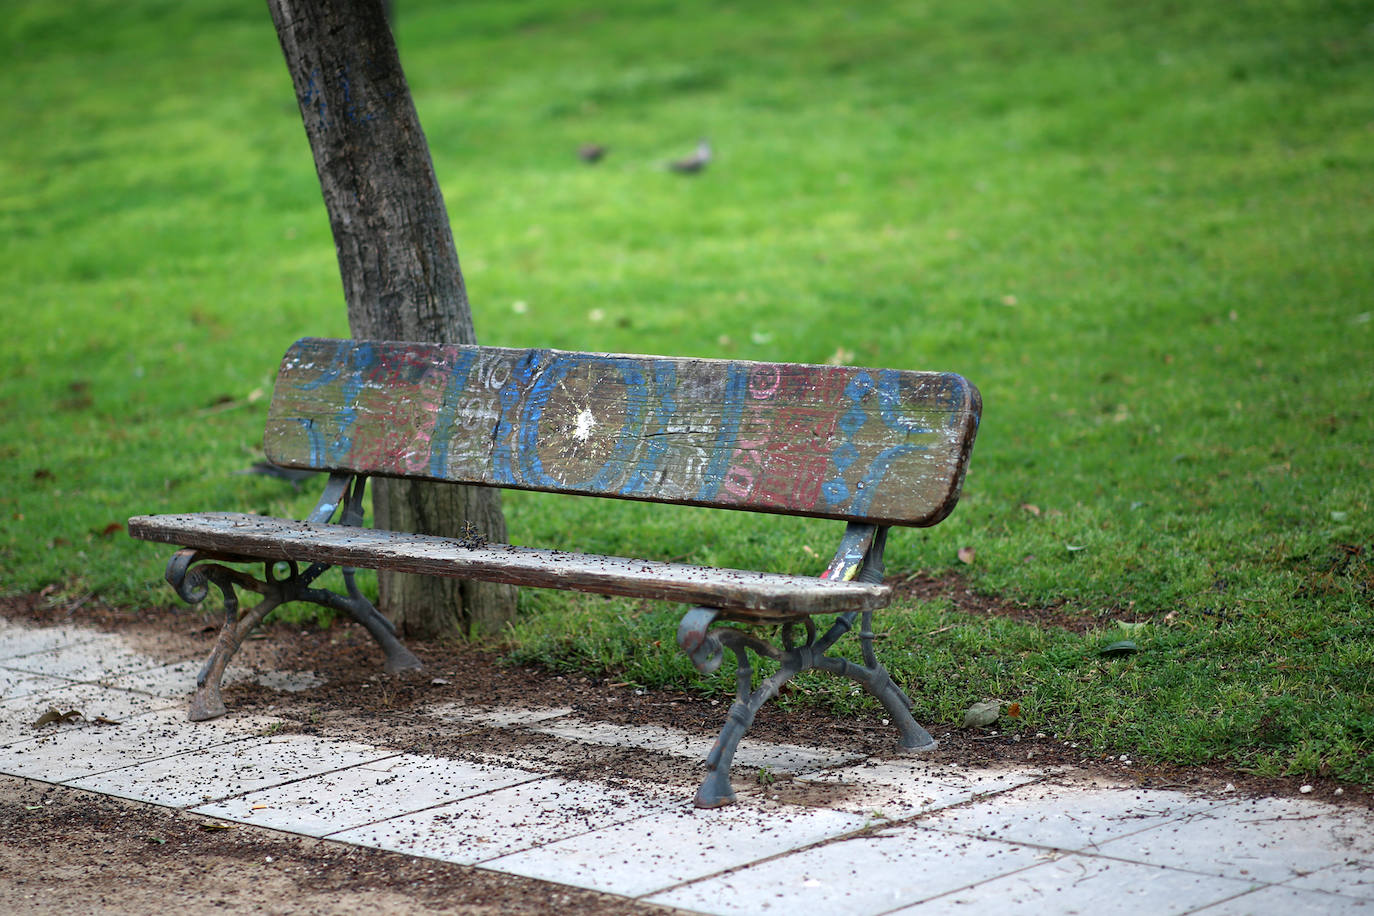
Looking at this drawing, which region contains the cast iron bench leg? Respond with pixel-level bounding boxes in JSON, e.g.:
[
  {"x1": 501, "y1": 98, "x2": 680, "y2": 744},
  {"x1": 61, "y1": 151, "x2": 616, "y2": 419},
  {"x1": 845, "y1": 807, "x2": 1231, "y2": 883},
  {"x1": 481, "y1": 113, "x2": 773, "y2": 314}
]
[
  {"x1": 164, "y1": 551, "x2": 288, "y2": 721},
  {"x1": 682, "y1": 608, "x2": 936, "y2": 808},
  {"x1": 308, "y1": 567, "x2": 422, "y2": 674}
]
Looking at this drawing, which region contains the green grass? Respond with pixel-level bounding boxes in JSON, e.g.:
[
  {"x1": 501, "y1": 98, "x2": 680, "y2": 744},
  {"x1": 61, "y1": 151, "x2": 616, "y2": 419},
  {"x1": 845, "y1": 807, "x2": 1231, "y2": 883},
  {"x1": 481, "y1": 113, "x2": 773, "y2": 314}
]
[{"x1": 2, "y1": 0, "x2": 1371, "y2": 782}]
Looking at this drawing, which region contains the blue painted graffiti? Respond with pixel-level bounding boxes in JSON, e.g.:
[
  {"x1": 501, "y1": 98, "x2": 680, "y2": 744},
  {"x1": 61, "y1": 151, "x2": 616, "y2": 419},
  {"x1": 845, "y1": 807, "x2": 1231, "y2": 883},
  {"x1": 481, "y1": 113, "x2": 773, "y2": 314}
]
[
  {"x1": 490, "y1": 350, "x2": 545, "y2": 485},
  {"x1": 425, "y1": 349, "x2": 477, "y2": 479},
  {"x1": 515, "y1": 354, "x2": 649, "y2": 491},
  {"x1": 621, "y1": 361, "x2": 677, "y2": 496},
  {"x1": 822, "y1": 370, "x2": 932, "y2": 511},
  {"x1": 295, "y1": 339, "x2": 374, "y2": 466},
  {"x1": 694, "y1": 363, "x2": 749, "y2": 501}
]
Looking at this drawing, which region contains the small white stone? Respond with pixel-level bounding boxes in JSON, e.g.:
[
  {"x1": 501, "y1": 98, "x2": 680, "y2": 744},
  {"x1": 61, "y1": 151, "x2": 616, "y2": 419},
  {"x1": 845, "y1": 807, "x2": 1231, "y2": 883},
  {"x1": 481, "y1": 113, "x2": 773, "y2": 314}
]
[
  {"x1": 1335, "y1": 788, "x2": 1345, "y2": 796},
  {"x1": 1300, "y1": 785, "x2": 1314, "y2": 794}
]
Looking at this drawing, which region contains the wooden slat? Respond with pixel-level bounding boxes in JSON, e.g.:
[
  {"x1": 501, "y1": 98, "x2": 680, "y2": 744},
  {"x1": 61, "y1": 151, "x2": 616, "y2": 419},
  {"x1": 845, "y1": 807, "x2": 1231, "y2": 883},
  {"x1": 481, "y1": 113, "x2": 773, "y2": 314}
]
[
  {"x1": 128, "y1": 514, "x2": 891, "y2": 619},
  {"x1": 263, "y1": 338, "x2": 981, "y2": 527}
]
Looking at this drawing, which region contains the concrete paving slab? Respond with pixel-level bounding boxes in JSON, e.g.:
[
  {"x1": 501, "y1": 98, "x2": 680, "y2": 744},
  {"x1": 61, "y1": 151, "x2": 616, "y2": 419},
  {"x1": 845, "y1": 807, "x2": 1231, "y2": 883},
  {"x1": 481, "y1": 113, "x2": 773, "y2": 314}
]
[
  {"x1": 0, "y1": 669, "x2": 73, "y2": 703},
  {"x1": 99, "y1": 658, "x2": 209, "y2": 697},
  {"x1": 528, "y1": 715, "x2": 862, "y2": 773},
  {"x1": 646, "y1": 825, "x2": 1045, "y2": 915},
  {"x1": 1189, "y1": 884, "x2": 1373, "y2": 914},
  {"x1": 0, "y1": 683, "x2": 179, "y2": 746},
  {"x1": 792, "y1": 759, "x2": 1047, "y2": 820},
  {"x1": 67, "y1": 734, "x2": 397, "y2": 808},
  {"x1": 425, "y1": 702, "x2": 574, "y2": 728},
  {"x1": 1285, "y1": 859, "x2": 1374, "y2": 900},
  {"x1": 485, "y1": 799, "x2": 871, "y2": 897},
  {"x1": 106, "y1": 659, "x2": 323, "y2": 698},
  {"x1": 192, "y1": 753, "x2": 543, "y2": 837},
  {"x1": 1094, "y1": 796, "x2": 1374, "y2": 885},
  {"x1": 892, "y1": 852, "x2": 1257, "y2": 915},
  {"x1": 0, "y1": 624, "x2": 106, "y2": 660},
  {"x1": 1, "y1": 638, "x2": 182, "y2": 682},
  {"x1": 330, "y1": 776, "x2": 682, "y2": 865},
  {"x1": 918, "y1": 780, "x2": 1230, "y2": 852},
  {"x1": 0, "y1": 708, "x2": 281, "y2": 783}
]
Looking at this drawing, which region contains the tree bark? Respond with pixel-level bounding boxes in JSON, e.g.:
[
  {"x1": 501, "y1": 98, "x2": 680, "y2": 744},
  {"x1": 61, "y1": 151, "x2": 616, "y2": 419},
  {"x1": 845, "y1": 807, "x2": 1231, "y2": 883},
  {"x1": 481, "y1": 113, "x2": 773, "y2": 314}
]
[{"x1": 267, "y1": 0, "x2": 516, "y2": 637}]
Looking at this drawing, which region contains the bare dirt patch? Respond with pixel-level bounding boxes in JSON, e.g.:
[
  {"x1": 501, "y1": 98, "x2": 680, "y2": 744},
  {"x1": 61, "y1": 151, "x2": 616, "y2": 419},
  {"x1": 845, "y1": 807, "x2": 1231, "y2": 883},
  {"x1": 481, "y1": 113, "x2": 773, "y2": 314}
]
[{"x1": 0, "y1": 775, "x2": 661, "y2": 916}]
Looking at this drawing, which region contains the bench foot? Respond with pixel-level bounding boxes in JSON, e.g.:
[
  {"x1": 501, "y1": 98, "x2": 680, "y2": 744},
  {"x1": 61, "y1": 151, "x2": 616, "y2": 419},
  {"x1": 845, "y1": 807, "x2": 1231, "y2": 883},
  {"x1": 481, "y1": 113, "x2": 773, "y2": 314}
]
[
  {"x1": 680, "y1": 606, "x2": 936, "y2": 808},
  {"x1": 336, "y1": 569, "x2": 423, "y2": 675}
]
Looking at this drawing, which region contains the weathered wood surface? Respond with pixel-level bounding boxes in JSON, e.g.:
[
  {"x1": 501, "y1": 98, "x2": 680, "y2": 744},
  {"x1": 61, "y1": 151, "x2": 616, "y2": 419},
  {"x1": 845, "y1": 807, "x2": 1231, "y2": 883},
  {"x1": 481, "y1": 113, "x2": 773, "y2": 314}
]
[
  {"x1": 265, "y1": 338, "x2": 981, "y2": 527},
  {"x1": 128, "y1": 514, "x2": 891, "y2": 620}
]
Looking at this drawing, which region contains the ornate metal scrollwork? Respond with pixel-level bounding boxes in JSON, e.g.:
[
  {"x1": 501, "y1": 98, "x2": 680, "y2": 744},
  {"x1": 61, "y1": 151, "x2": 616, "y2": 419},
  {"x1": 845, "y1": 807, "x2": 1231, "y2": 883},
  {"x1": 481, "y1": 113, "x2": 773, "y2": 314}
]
[
  {"x1": 164, "y1": 474, "x2": 420, "y2": 721},
  {"x1": 680, "y1": 523, "x2": 937, "y2": 809}
]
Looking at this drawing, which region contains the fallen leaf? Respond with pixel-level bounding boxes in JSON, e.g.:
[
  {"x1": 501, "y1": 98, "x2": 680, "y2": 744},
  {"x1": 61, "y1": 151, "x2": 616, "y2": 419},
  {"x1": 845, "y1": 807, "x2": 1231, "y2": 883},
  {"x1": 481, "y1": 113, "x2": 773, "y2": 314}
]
[
  {"x1": 1020, "y1": 503, "x2": 1041, "y2": 516},
  {"x1": 200, "y1": 822, "x2": 237, "y2": 831},
  {"x1": 957, "y1": 546, "x2": 976, "y2": 564},
  {"x1": 962, "y1": 700, "x2": 1000, "y2": 728},
  {"x1": 1007, "y1": 702, "x2": 1021, "y2": 718},
  {"x1": 1100, "y1": 640, "x2": 1139, "y2": 657},
  {"x1": 98, "y1": 522, "x2": 123, "y2": 538},
  {"x1": 33, "y1": 708, "x2": 83, "y2": 728}
]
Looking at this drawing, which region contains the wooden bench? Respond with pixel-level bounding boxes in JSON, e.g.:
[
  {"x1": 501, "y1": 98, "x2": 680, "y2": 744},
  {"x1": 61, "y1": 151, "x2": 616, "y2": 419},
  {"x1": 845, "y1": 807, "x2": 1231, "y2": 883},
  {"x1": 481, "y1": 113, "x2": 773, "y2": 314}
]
[{"x1": 129, "y1": 337, "x2": 981, "y2": 807}]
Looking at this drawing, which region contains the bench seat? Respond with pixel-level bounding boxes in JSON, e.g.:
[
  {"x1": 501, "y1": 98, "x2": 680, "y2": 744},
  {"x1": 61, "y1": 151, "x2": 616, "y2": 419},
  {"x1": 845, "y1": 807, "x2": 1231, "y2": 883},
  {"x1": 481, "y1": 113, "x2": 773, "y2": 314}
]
[{"x1": 129, "y1": 512, "x2": 890, "y2": 621}]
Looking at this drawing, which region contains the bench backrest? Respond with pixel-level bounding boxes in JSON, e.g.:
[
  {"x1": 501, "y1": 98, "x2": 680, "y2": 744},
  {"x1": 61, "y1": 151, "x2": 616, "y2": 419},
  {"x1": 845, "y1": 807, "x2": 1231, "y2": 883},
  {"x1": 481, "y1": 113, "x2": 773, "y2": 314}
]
[{"x1": 264, "y1": 338, "x2": 980, "y2": 528}]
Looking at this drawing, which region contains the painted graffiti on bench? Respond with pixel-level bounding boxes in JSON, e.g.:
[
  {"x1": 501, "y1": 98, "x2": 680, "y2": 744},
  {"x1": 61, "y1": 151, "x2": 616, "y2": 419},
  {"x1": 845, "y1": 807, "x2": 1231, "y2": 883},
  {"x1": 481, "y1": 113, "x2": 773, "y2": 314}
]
[{"x1": 266, "y1": 338, "x2": 978, "y2": 525}]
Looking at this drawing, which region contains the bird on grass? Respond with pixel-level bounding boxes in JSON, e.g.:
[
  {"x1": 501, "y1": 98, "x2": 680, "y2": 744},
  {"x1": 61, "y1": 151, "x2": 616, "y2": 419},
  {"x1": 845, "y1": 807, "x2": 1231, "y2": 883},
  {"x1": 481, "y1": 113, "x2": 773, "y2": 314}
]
[
  {"x1": 578, "y1": 143, "x2": 607, "y2": 163},
  {"x1": 669, "y1": 139, "x2": 711, "y2": 174}
]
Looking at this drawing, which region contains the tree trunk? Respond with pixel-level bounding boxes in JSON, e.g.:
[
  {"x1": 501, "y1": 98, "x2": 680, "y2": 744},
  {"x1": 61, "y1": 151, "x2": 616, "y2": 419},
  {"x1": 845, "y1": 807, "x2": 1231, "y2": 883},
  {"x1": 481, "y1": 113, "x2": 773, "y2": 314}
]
[{"x1": 267, "y1": 0, "x2": 516, "y2": 637}]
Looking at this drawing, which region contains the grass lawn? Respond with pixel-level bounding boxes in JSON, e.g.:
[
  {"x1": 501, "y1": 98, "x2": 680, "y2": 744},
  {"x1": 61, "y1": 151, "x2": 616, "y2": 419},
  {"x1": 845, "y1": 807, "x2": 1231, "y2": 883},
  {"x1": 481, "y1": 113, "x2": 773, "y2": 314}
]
[{"x1": 2, "y1": 0, "x2": 1371, "y2": 781}]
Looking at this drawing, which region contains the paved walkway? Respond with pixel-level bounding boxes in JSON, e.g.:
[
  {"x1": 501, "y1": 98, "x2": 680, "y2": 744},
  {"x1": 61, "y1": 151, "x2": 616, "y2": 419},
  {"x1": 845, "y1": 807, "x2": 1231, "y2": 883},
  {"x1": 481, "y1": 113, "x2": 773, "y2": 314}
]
[{"x1": 0, "y1": 616, "x2": 1370, "y2": 914}]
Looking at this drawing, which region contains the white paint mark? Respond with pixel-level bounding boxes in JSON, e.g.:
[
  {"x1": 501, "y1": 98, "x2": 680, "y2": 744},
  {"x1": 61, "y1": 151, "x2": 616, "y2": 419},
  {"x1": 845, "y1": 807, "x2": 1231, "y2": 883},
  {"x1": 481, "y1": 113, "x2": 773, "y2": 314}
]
[{"x1": 574, "y1": 408, "x2": 596, "y2": 441}]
